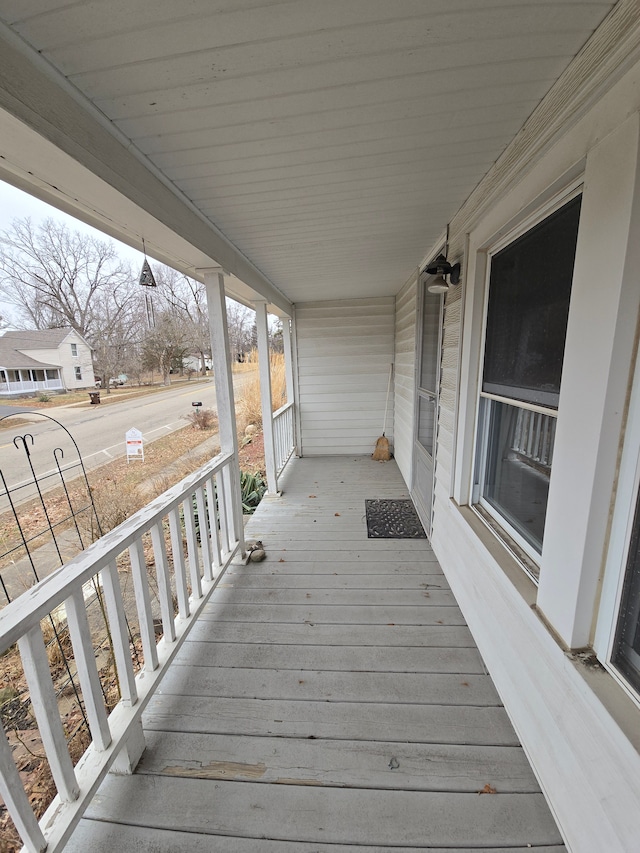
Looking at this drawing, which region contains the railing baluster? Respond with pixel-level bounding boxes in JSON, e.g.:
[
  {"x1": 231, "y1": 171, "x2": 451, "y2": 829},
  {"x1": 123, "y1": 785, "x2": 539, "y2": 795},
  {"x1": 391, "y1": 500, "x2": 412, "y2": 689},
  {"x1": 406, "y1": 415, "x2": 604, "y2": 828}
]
[
  {"x1": 65, "y1": 590, "x2": 112, "y2": 751},
  {"x1": 18, "y1": 626, "x2": 80, "y2": 802},
  {"x1": 150, "y1": 521, "x2": 177, "y2": 643},
  {"x1": 168, "y1": 506, "x2": 190, "y2": 619},
  {"x1": 272, "y1": 402, "x2": 295, "y2": 482},
  {"x1": 230, "y1": 464, "x2": 247, "y2": 552},
  {"x1": 225, "y1": 464, "x2": 239, "y2": 548},
  {"x1": 217, "y1": 468, "x2": 232, "y2": 554},
  {"x1": 0, "y1": 449, "x2": 245, "y2": 847},
  {"x1": 195, "y1": 485, "x2": 213, "y2": 581},
  {"x1": 0, "y1": 728, "x2": 47, "y2": 852},
  {"x1": 206, "y1": 477, "x2": 222, "y2": 568},
  {"x1": 101, "y1": 562, "x2": 137, "y2": 706},
  {"x1": 128, "y1": 539, "x2": 159, "y2": 671},
  {"x1": 183, "y1": 494, "x2": 202, "y2": 600}
]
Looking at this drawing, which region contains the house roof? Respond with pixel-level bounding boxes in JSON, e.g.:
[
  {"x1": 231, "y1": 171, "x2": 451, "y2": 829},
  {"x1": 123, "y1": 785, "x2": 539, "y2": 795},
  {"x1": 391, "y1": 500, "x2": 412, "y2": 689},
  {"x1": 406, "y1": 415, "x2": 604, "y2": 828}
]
[
  {"x1": 0, "y1": 1, "x2": 633, "y2": 312},
  {"x1": 0, "y1": 342, "x2": 59, "y2": 371},
  {"x1": 0, "y1": 329, "x2": 85, "y2": 370},
  {"x1": 1, "y1": 329, "x2": 76, "y2": 349}
]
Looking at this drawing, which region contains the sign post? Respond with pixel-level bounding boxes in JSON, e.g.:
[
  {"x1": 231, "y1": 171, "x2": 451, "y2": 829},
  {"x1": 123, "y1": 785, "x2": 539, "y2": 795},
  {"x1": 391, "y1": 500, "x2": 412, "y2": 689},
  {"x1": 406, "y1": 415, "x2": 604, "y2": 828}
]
[{"x1": 126, "y1": 428, "x2": 144, "y2": 463}]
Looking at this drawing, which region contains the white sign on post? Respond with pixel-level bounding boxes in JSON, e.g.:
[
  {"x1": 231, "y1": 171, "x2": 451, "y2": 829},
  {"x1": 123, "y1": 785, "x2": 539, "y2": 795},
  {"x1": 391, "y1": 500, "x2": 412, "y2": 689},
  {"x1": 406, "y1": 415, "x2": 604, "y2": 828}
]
[{"x1": 126, "y1": 427, "x2": 144, "y2": 463}]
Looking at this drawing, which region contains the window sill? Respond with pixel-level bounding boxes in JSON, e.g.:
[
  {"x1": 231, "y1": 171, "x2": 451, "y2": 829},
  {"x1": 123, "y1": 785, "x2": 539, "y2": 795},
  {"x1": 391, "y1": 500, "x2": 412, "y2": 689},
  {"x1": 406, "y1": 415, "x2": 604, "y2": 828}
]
[
  {"x1": 457, "y1": 503, "x2": 538, "y2": 605},
  {"x1": 454, "y1": 500, "x2": 640, "y2": 757}
]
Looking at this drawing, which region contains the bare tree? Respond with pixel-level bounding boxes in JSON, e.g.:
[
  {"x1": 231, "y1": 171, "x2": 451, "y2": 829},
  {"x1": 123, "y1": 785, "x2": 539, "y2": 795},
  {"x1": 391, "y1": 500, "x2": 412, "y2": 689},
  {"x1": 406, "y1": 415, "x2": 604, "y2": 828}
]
[
  {"x1": 153, "y1": 267, "x2": 211, "y2": 373},
  {"x1": 226, "y1": 298, "x2": 255, "y2": 362},
  {"x1": 141, "y1": 311, "x2": 192, "y2": 385},
  {"x1": 0, "y1": 218, "x2": 134, "y2": 339},
  {"x1": 92, "y1": 293, "x2": 146, "y2": 393},
  {"x1": 269, "y1": 316, "x2": 284, "y2": 353}
]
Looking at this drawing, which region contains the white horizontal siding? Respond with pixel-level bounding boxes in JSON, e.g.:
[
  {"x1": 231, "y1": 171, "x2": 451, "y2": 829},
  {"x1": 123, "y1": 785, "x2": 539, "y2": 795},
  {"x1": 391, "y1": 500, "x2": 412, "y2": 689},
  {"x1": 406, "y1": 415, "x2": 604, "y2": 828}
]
[
  {"x1": 431, "y1": 289, "x2": 463, "y2": 499},
  {"x1": 296, "y1": 298, "x2": 394, "y2": 456},
  {"x1": 393, "y1": 275, "x2": 418, "y2": 487}
]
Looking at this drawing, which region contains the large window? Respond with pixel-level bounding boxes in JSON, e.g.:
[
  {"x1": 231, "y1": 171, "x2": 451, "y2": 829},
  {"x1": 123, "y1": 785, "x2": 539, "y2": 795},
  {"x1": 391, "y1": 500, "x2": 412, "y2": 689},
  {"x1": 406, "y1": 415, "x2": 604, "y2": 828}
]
[
  {"x1": 473, "y1": 194, "x2": 581, "y2": 562},
  {"x1": 597, "y1": 340, "x2": 640, "y2": 705},
  {"x1": 612, "y1": 486, "x2": 640, "y2": 694}
]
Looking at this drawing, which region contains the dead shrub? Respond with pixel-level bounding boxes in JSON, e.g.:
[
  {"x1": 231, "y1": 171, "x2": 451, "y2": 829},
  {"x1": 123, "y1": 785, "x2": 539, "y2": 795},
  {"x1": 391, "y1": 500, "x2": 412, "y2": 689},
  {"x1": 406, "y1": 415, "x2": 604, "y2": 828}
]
[
  {"x1": 185, "y1": 407, "x2": 218, "y2": 430},
  {"x1": 88, "y1": 479, "x2": 133, "y2": 535}
]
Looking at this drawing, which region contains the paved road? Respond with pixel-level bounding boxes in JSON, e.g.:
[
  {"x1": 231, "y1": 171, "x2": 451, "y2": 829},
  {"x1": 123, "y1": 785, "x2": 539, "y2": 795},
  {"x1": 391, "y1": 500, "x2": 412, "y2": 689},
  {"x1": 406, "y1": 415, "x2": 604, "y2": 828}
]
[{"x1": 0, "y1": 373, "x2": 252, "y2": 508}]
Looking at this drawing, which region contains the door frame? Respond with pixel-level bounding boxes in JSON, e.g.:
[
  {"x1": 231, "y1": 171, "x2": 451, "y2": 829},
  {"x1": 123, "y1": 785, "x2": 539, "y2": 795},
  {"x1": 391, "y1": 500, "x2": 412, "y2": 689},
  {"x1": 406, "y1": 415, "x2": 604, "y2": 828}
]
[{"x1": 411, "y1": 273, "x2": 444, "y2": 538}]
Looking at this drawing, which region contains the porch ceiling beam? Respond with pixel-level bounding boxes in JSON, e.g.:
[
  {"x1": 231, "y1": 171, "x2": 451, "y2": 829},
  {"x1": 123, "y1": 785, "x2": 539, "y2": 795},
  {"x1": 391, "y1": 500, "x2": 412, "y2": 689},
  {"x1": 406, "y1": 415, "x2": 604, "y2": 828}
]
[{"x1": 0, "y1": 23, "x2": 293, "y2": 318}]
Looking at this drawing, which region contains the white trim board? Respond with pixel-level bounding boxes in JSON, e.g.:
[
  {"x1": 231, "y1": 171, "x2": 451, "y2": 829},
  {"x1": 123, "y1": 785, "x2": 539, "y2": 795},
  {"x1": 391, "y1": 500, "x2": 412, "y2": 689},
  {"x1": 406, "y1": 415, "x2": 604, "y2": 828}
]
[{"x1": 432, "y1": 501, "x2": 640, "y2": 853}]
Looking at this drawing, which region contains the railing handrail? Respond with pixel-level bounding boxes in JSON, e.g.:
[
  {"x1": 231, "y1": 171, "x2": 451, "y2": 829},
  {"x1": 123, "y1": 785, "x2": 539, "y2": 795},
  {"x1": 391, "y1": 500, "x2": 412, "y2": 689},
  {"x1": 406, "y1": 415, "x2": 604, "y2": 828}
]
[
  {"x1": 272, "y1": 400, "x2": 295, "y2": 487},
  {"x1": 273, "y1": 400, "x2": 294, "y2": 420},
  {"x1": 0, "y1": 448, "x2": 234, "y2": 654},
  {"x1": 0, "y1": 447, "x2": 245, "y2": 852}
]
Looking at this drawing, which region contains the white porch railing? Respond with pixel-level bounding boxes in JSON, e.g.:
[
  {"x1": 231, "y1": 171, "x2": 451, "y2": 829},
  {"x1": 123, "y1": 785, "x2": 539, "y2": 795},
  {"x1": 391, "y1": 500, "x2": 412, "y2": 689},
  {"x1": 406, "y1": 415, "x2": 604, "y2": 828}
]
[
  {"x1": 0, "y1": 450, "x2": 245, "y2": 853},
  {"x1": 273, "y1": 400, "x2": 295, "y2": 483},
  {"x1": 512, "y1": 409, "x2": 556, "y2": 469},
  {"x1": 0, "y1": 379, "x2": 64, "y2": 394}
]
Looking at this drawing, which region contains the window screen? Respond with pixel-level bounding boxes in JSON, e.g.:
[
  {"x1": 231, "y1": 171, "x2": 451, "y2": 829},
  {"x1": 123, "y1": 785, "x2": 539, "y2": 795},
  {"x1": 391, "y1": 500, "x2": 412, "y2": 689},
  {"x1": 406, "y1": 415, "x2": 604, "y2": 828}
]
[{"x1": 482, "y1": 196, "x2": 581, "y2": 407}]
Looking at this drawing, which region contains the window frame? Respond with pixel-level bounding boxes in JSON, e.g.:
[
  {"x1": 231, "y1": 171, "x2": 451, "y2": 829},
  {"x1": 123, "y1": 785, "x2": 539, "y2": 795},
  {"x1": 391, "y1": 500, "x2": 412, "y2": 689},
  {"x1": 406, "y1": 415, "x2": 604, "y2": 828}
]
[
  {"x1": 469, "y1": 185, "x2": 582, "y2": 572},
  {"x1": 414, "y1": 275, "x2": 444, "y2": 460},
  {"x1": 594, "y1": 338, "x2": 640, "y2": 708},
  {"x1": 74, "y1": 365, "x2": 82, "y2": 381},
  {"x1": 71, "y1": 342, "x2": 78, "y2": 357}
]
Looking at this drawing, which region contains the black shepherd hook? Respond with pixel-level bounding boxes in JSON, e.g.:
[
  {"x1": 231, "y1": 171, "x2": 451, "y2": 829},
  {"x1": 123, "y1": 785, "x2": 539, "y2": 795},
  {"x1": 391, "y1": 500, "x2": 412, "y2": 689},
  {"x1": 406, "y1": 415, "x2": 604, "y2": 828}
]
[
  {"x1": 2, "y1": 412, "x2": 104, "y2": 537},
  {"x1": 54, "y1": 446, "x2": 94, "y2": 548},
  {"x1": 12, "y1": 433, "x2": 34, "y2": 455}
]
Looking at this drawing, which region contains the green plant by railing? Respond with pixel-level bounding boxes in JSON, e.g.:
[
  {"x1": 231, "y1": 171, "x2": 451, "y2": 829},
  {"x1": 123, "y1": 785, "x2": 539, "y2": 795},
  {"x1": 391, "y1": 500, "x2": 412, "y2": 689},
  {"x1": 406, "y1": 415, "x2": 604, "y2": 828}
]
[{"x1": 241, "y1": 471, "x2": 266, "y2": 514}]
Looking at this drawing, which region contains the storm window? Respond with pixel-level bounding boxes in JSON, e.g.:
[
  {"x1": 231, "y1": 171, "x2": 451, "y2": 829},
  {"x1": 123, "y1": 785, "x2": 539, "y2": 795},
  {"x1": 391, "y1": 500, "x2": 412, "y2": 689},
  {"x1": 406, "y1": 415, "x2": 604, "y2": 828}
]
[{"x1": 473, "y1": 194, "x2": 581, "y2": 562}]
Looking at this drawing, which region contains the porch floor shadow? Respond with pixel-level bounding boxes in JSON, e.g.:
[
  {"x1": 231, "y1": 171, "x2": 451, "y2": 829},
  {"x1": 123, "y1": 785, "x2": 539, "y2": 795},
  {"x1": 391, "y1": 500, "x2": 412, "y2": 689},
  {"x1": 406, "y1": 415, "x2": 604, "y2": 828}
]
[{"x1": 66, "y1": 456, "x2": 565, "y2": 852}]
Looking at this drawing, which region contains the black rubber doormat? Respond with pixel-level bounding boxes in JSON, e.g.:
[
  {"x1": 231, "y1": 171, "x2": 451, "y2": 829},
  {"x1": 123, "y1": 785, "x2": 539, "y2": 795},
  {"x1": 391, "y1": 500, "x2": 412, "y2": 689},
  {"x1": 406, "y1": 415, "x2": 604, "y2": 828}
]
[{"x1": 365, "y1": 499, "x2": 427, "y2": 539}]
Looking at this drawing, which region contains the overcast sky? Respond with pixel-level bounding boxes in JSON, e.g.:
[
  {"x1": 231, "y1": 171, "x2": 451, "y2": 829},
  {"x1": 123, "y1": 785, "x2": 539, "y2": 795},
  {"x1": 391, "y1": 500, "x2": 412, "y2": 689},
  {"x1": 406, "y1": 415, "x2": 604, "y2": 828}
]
[{"x1": 0, "y1": 179, "x2": 146, "y2": 325}]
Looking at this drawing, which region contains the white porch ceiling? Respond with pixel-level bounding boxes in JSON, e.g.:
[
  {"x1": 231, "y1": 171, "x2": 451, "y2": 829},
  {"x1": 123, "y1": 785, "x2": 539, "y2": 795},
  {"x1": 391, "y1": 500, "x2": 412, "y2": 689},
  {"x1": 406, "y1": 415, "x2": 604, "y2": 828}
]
[{"x1": 0, "y1": 1, "x2": 619, "y2": 306}]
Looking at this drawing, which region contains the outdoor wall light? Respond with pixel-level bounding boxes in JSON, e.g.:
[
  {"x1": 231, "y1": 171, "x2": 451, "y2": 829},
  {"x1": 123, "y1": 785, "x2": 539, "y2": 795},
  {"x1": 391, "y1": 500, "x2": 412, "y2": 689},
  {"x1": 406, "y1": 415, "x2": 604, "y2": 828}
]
[
  {"x1": 427, "y1": 275, "x2": 450, "y2": 294},
  {"x1": 425, "y1": 253, "x2": 461, "y2": 294}
]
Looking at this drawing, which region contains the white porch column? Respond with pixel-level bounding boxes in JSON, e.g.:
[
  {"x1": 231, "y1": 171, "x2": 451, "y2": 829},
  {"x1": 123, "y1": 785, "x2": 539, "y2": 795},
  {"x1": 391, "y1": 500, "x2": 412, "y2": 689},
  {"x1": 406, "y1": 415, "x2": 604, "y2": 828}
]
[
  {"x1": 203, "y1": 270, "x2": 246, "y2": 555},
  {"x1": 255, "y1": 300, "x2": 278, "y2": 495},
  {"x1": 283, "y1": 316, "x2": 294, "y2": 407}
]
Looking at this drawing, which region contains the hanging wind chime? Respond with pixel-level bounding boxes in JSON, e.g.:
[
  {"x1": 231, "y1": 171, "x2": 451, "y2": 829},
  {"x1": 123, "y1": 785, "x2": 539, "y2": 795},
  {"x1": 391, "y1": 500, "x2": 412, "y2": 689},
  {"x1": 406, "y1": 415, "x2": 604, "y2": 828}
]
[{"x1": 139, "y1": 239, "x2": 157, "y2": 329}]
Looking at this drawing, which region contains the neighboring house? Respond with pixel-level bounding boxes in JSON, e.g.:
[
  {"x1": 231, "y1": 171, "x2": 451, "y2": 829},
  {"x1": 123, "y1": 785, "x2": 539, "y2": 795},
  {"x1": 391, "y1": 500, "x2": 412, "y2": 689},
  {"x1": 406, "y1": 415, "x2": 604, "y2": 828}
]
[
  {"x1": 182, "y1": 354, "x2": 211, "y2": 373},
  {"x1": 2, "y1": 4, "x2": 640, "y2": 852},
  {"x1": 0, "y1": 329, "x2": 95, "y2": 396}
]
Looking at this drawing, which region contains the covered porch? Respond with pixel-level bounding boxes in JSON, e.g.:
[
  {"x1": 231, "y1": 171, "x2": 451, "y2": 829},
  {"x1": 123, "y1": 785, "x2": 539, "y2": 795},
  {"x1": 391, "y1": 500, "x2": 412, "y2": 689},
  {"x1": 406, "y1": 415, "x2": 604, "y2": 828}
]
[
  {"x1": 0, "y1": 369, "x2": 64, "y2": 397},
  {"x1": 2, "y1": 3, "x2": 640, "y2": 851},
  {"x1": 64, "y1": 456, "x2": 563, "y2": 852}
]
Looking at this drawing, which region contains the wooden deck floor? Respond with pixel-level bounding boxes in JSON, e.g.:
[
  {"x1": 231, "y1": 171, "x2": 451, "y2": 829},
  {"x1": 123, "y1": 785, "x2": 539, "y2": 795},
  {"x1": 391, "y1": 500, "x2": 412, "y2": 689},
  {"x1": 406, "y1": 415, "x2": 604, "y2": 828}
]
[{"x1": 67, "y1": 457, "x2": 565, "y2": 852}]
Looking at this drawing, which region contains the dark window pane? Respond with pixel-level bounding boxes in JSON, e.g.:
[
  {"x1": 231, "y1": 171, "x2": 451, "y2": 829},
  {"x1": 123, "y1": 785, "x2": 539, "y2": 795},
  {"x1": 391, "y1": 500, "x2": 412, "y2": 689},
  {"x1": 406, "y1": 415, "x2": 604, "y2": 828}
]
[
  {"x1": 419, "y1": 291, "x2": 441, "y2": 393},
  {"x1": 482, "y1": 196, "x2": 581, "y2": 407},
  {"x1": 613, "y1": 487, "x2": 640, "y2": 693}
]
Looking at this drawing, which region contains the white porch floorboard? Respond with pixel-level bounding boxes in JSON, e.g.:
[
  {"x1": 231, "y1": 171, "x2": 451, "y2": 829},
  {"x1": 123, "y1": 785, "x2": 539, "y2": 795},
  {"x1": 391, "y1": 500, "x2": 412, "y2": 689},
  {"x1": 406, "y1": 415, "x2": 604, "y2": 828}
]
[{"x1": 66, "y1": 457, "x2": 565, "y2": 852}]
